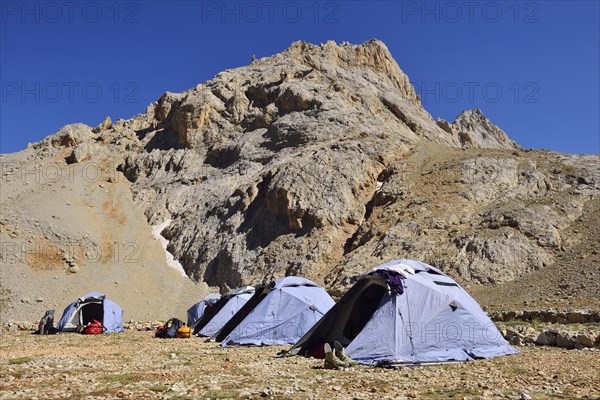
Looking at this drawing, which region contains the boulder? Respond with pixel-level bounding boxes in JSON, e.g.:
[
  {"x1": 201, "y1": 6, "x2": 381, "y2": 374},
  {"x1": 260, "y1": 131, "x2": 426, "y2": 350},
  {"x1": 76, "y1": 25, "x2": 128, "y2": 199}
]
[
  {"x1": 37, "y1": 123, "x2": 94, "y2": 148},
  {"x1": 66, "y1": 143, "x2": 98, "y2": 164},
  {"x1": 535, "y1": 332, "x2": 552, "y2": 346},
  {"x1": 574, "y1": 333, "x2": 595, "y2": 348},
  {"x1": 566, "y1": 312, "x2": 588, "y2": 324},
  {"x1": 555, "y1": 332, "x2": 575, "y2": 349}
]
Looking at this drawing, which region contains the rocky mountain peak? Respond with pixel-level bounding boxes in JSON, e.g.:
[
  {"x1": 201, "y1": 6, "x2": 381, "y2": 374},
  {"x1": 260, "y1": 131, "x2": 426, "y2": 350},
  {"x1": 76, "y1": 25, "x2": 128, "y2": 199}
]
[
  {"x1": 3, "y1": 39, "x2": 598, "y2": 322},
  {"x1": 437, "y1": 108, "x2": 520, "y2": 150},
  {"x1": 130, "y1": 39, "x2": 527, "y2": 155},
  {"x1": 273, "y1": 39, "x2": 421, "y2": 105}
]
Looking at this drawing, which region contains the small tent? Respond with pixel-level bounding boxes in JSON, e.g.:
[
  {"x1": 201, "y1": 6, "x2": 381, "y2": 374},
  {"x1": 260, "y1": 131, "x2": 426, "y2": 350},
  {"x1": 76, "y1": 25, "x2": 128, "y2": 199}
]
[
  {"x1": 187, "y1": 293, "x2": 221, "y2": 327},
  {"x1": 57, "y1": 292, "x2": 124, "y2": 333},
  {"x1": 214, "y1": 277, "x2": 335, "y2": 346},
  {"x1": 192, "y1": 286, "x2": 255, "y2": 337},
  {"x1": 290, "y1": 260, "x2": 518, "y2": 365}
]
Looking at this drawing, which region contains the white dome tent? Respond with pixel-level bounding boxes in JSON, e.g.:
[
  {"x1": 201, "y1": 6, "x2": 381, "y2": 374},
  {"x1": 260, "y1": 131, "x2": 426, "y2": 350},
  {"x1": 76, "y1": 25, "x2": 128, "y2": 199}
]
[{"x1": 290, "y1": 260, "x2": 518, "y2": 365}]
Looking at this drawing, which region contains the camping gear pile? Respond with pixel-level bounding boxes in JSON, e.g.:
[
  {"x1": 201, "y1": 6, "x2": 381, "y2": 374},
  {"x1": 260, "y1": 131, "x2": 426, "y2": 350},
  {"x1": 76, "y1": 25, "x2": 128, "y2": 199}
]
[
  {"x1": 36, "y1": 261, "x2": 518, "y2": 368},
  {"x1": 155, "y1": 318, "x2": 192, "y2": 339}
]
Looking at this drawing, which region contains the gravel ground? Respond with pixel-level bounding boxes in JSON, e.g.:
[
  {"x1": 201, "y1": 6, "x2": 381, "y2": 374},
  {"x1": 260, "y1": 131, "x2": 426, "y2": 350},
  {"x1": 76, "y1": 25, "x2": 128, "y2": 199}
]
[{"x1": 1, "y1": 331, "x2": 599, "y2": 400}]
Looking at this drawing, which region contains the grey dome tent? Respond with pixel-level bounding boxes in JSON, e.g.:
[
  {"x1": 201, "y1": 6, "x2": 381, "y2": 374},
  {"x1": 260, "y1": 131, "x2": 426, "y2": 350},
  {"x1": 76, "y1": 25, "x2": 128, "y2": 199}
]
[
  {"x1": 187, "y1": 293, "x2": 221, "y2": 327},
  {"x1": 289, "y1": 260, "x2": 518, "y2": 365},
  {"x1": 214, "y1": 277, "x2": 335, "y2": 346},
  {"x1": 57, "y1": 292, "x2": 124, "y2": 333},
  {"x1": 191, "y1": 286, "x2": 255, "y2": 336}
]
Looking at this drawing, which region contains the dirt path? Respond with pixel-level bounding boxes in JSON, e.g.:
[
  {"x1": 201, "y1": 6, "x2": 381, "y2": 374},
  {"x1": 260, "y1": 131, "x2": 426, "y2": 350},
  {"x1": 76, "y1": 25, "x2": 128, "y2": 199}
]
[{"x1": 1, "y1": 331, "x2": 599, "y2": 399}]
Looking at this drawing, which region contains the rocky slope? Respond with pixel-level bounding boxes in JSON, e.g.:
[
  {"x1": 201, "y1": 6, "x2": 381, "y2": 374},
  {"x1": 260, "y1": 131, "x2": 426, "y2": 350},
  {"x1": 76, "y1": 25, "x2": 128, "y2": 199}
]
[
  {"x1": 0, "y1": 147, "x2": 207, "y2": 322},
  {"x1": 1, "y1": 39, "x2": 598, "y2": 321}
]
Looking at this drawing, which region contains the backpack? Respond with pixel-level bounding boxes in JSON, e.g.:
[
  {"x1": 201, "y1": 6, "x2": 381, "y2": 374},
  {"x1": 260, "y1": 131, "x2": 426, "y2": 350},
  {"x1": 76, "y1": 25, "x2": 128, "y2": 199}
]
[
  {"x1": 36, "y1": 310, "x2": 57, "y2": 335},
  {"x1": 84, "y1": 320, "x2": 104, "y2": 335},
  {"x1": 176, "y1": 324, "x2": 192, "y2": 338},
  {"x1": 155, "y1": 318, "x2": 184, "y2": 339}
]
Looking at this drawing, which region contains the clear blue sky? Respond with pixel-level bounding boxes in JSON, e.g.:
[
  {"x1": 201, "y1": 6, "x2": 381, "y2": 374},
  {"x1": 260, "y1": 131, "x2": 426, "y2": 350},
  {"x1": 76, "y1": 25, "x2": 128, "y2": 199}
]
[{"x1": 1, "y1": 0, "x2": 598, "y2": 154}]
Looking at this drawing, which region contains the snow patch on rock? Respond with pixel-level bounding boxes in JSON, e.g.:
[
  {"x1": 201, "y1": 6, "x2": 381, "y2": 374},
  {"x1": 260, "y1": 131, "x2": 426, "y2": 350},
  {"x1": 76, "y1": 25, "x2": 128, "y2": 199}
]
[{"x1": 152, "y1": 219, "x2": 187, "y2": 277}]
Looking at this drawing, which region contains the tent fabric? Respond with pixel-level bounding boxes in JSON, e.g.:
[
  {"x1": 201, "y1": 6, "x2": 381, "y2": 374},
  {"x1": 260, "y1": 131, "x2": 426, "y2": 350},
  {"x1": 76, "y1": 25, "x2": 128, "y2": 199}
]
[
  {"x1": 57, "y1": 292, "x2": 124, "y2": 333},
  {"x1": 191, "y1": 286, "x2": 255, "y2": 334},
  {"x1": 212, "y1": 285, "x2": 272, "y2": 342},
  {"x1": 368, "y1": 259, "x2": 445, "y2": 277},
  {"x1": 198, "y1": 292, "x2": 253, "y2": 337},
  {"x1": 271, "y1": 276, "x2": 320, "y2": 288},
  {"x1": 187, "y1": 293, "x2": 221, "y2": 326},
  {"x1": 219, "y1": 276, "x2": 335, "y2": 346},
  {"x1": 290, "y1": 260, "x2": 518, "y2": 365}
]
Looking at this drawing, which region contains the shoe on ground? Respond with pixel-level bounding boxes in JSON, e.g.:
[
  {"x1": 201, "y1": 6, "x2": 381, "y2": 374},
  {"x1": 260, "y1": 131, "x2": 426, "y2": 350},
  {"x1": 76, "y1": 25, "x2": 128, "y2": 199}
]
[
  {"x1": 334, "y1": 341, "x2": 358, "y2": 366},
  {"x1": 323, "y1": 343, "x2": 350, "y2": 369}
]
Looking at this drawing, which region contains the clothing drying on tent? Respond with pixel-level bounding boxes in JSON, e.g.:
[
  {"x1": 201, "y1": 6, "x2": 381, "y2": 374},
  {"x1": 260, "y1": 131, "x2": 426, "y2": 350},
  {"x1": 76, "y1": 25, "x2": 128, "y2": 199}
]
[
  {"x1": 214, "y1": 276, "x2": 335, "y2": 346},
  {"x1": 57, "y1": 292, "x2": 124, "y2": 333},
  {"x1": 289, "y1": 260, "x2": 518, "y2": 365},
  {"x1": 187, "y1": 293, "x2": 221, "y2": 327},
  {"x1": 191, "y1": 286, "x2": 255, "y2": 337}
]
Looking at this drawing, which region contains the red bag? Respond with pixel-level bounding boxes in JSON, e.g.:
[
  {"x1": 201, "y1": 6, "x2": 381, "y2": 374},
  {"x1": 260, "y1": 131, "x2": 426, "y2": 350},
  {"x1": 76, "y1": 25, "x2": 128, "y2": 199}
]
[{"x1": 84, "y1": 320, "x2": 104, "y2": 334}]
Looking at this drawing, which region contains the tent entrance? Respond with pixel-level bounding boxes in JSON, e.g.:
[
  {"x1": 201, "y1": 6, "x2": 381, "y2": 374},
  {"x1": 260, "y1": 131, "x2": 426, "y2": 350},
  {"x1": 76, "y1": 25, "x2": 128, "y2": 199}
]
[
  {"x1": 62, "y1": 299, "x2": 104, "y2": 330},
  {"x1": 343, "y1": 283, "x2": 387, "y2": 341},
  {"x1": 290, "y1": 277, "x2": 387, "y2": 356},
  {"x1": 80, "y1": 302, "x2": 103, "y2": 325}
]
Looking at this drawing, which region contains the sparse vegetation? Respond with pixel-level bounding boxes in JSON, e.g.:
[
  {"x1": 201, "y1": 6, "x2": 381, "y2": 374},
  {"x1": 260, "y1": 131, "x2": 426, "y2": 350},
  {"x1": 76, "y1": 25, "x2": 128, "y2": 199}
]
[
  {"x1": 203, "y1": 389, "x2": 241, "y2": 399},
  {"x1": 100, "y1": 373, "x2": 136, "y2": 383},
  {"x1": 149, "y1": 385, "x2": 169, "y2": 392},
  {"x1": 522, "y1": 197, "x2": 555, "y2": 207},
  {"x1": 8, "y1": 356, "x2": 34, "y2": 365},
  {"x1": 501, "y1": 319, "x2": 545, "y2": 329},
  {"x1": 559, "y1": 162, "x2": 576, "y2": 173},
  {"x1": 0, "y1": 286, "x2": 11, "y2": 312}
]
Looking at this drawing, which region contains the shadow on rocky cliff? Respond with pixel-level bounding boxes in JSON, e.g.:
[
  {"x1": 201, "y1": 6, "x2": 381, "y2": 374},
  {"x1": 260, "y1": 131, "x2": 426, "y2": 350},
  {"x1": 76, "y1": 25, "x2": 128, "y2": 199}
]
[
  {"x1": 238, "y1": 174, "x2": 293, "y2": 250},
  {"x1": 141, "y1": 129, "x2": 184, "y2": 152}
]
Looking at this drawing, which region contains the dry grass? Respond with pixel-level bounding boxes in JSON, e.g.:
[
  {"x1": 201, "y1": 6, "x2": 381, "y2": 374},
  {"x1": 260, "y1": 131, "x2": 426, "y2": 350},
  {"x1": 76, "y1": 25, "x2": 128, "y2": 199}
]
[{"x1": 7, "y1": 356, "x2": 34, "y2": 365}]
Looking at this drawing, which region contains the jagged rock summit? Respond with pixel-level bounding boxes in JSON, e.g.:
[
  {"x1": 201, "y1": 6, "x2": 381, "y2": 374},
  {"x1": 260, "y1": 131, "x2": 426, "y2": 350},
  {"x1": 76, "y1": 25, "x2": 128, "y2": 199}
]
[
  {"x1": 437, "y1": 108, "x2": 520, "y2": 150},
  {"x1": 1, "y1": 39, "x2": 598, "y2": 321},
  {"x1": 142, "y1": 39, "x2": 516, "y2": 153}
]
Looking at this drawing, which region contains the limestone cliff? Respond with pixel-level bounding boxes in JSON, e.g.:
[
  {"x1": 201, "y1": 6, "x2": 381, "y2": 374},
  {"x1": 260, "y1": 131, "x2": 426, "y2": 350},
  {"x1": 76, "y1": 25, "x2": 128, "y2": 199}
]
[{"x1": 1, "y1": 40, "x2": 598, "y2": 321}]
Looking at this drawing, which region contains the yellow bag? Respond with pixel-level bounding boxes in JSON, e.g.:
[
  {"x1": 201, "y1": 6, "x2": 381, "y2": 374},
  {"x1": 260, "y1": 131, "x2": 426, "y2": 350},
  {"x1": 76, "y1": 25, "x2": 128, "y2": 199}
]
[{"x1": 176, "y1": 325, "x2": 192, "y2": 338}]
